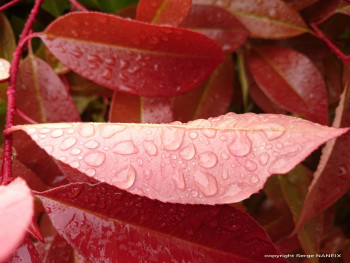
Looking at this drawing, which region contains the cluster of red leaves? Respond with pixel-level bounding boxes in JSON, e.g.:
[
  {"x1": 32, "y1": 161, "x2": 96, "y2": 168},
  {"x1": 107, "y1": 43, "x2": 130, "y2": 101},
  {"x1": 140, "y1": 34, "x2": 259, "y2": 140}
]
[{"x1": 0, "y1": 0, "x2": 350, "y2": 262}]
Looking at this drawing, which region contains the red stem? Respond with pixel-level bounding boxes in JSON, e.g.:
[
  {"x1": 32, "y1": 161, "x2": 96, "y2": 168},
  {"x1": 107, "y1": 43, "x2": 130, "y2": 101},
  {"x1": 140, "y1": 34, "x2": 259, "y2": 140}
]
[
  {"x1": 310, "y1": 23, "x2": 350, "y2": 66},
  {"x1": 0, "y1": 0, "x2": 21, "y2": 12},
  {"x1": 0, "y1": 0, "x2": 44, "y2": 185},
  {"x1": 69, "y1": 0, "x2": 89, "y2": 12},
  {"x1": 16, "y1": 108, "x2": 38, "y2": 124}
]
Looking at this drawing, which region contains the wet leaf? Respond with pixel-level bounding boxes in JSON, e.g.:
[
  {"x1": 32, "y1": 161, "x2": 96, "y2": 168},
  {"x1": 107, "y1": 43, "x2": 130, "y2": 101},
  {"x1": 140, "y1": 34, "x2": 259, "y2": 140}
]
[
  {"x1": 109, "y1": 92, "x2": 174, "y2": 123},
  {"x1": 283, "y1": 0, "x2": 318, "y2": 11},
  {"x1": 5, "y1": 235, "x2": 41, "y2": 263},
  {"x1": 0, "y1": 178, "x2": 33, "y2": 262},
  {"x1": 16, "y1": 54, "x2": 80, "y2": 123},
  {"x1": 194, "y1": 0, "x2": 309, "y2": 39},
  {"x1": 301, "y1": 0, "x2": 341, "y2": 22},
  {"x1": 36, "y1": 182, "x2": 287, "y2": 263},
  {"x1": 295, "y1": 65, "x2": 350, "y2": 231},
  {"x1": 9, "y1": 113, "x2": 348, "y2": 205},
  {"x1": 136, "y1": 0, "x2": 192, "y2": 26},
  {"x1": 180, "y1": 4, "x2": 249, "y2": 53},
  {"x1": 247, "y1": 46, "x2": 329, "y2": 125},
  {"x1": 172, "y1": 55, "x2": 234, "y2": 122},
  {"x1": 42, "y1": 12, "x2": 224, "y2": 97}
]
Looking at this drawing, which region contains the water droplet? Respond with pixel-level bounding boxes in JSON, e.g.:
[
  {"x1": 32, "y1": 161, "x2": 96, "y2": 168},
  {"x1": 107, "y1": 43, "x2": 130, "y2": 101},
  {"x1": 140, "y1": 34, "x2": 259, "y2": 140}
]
[
  {"x1": 118, "y1": 72, "x2": 128, "y2": 81},
  {"x1": 128, "y1": 65, "x2": 140, "y2": 74},
  {"x1": 179, "y1": 144, "x2": 196, "y2": 160},
  {"x1": 259, "y1": 153, "x2": 270, "y2": 165},
  {"x1": 70, "y1": 161, "x2": 80, "y2": 169},
  {"x1": 261, "y1": 123, "x2": 286, "y2": 140},
  {"x1": 84, "y1": 151, "x2": 105, "y2": 167},
  {"x1": 119, "y1": 59, "x2": 129, "y2": 69},
  {"x1": 144, "y1": 169, "x2": 152, "y2": 179},
  {"x1": 39, "y1": 128, "x2": 50, "y2": 134},
  {"x1": 71, "y1": 49, "x2": 82, "y2": 58},
  {"x1": 51, "y1": 129, "x2": 63, "y2": 138},
  {"x1": 71, "y1": 148, "x2": 82, "y2": 155},
  {"x1": 223, "y1": 223, "x2": 241, "y2": 231},
  {"x1": 84, "y1": 140, "x2": 99, "y2": 149},
  {"x1": 27, "y1": 128, "x2": 36, "y2": 135},
  {"x1": 113, "y1": 140, "x2": 139, "y2": 155},
  {"x1": 142, "y1": 140, "x2": 158, "y2": 156},
  {"x1": 172, "y1": 170, "x2": 186, "y2": 190},
  {"x1": 191, "y1": 190, "x2": 198, "y2": 197},
  {"x1": 222, "y1": 169, "x2": 228, "y2": 180},
  {"x1": 85, "y1": 168, "x2": 96, "y2": 177},
  {"x1": 100, "y1": 125, "x2": 126, "y2": 138},
  {"x1": 148, "y1": 36, "x2": 159, "y2": 45},
  {"x1": 198, "y1": 151, "x2": 218, "y2": 168},
  {"x1": 194, "y1": 171, "x2": 218, "y2": 196},
  {"x1": 112, "y1": 165, "x2": 136, "y2": 190},
  {"x1": 119, "y1": 84, "x2": 137, "y2": 95},
  {"x1": 220, "y1": 152, "x2": 229, "y2": 160},
  {"x1": 228, "y1": 132, "x2": 252, "y2": 157},
  {"x1": 137, "y1": 158, "x2": 143, "y2": 166},
  {"x1": 161, "y1": 127, "x2": 185, "y2": 151},
  {"x1": 78, "y1": 124, "x2": 95, "y2": 138},
  {"x1": 102, "y1": 68, "x2": 112, "y2": 80},
  {"x1": 60, "y1": 137, "x2": 77, "y2": 151},
  {"x1": 105, "y1": 58, "x2": 115, "y2": 66},
  {"x1": 201, "y1": 128, "x2": 216, "y2": 138},
  {"x1": 268, "y1": 9, "x2": 278, "y2": 18},
  {"x1": 189, "y1": 131, "x2": 198, "y2": 139},
  {"x1": 87, "y1": 54, "x2": 101, "y2": 63},
  {"x1": 338, "y1": 165, "x2": 350, "y2": 179},
  {"x1": 250, "y1": 174, "x2": 259, "y2": 184},
  {"x1": 245, "y1": 160, "x2": 257, "y2": 171}
]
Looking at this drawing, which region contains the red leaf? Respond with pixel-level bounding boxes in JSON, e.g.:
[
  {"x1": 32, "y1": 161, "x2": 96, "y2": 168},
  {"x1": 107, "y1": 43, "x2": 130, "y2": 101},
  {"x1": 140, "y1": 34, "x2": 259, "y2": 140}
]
[
  {"x1": 283, "y1": 0, "x2": 318, "y2": 10},
  {"x1": 136, "y1": 0, "x2": 192, "y2": 26},
  {"x1": 109, "y1": 92, "x2": 174, "y2": 123},
  {"x1": 338, "y1": 1, "x2": 350, "y2": 16},
  {"x1": 16, "y1": 54, "x2": 80, "y2": 123},
  {"x1": 42, "y1": 12, "x2": 224, "y2": 97},
  {"x1": 36, "y1": 182, "x2": 287, "y2": 263},
  {"x1": 194, "y1": 0, "x2": 309, "y2": 39},
  {"x1": 9, "y1": 113, "x2": 348, "y2": 205},
  {"x1": 0, "y1": 178, "x2": 33, "y2": 262},
  {"x1": 5, "y1": 235, "x2": 41, "y2": 263},
  {"x1": 180, "y1": 4, "x2": 249, "y2": 53},
  {"x1": 172, "y1": 55, "x2": 234, "y2": 122},
  {"x1": 301, "y1": 0, "x2": 341, "y2": 22},
  {"x1": 247, "y1": 46, "x2": 329, "y2": 125},
  {"x1": 295, "y1": 65, "x2": 350, "y2": 231}
]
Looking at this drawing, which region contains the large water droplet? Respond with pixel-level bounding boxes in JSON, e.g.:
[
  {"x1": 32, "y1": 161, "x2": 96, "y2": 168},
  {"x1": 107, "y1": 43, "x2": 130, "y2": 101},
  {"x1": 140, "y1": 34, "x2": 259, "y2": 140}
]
[
  {"x1": 198, "y1": 151, "x2": 218, "y2": 168},
  {"x1": 259, "y1": 153, "x2": 270, "y2": 165},
  {"x1": 84, "y1": 151, "x2": 106, "y2": 167},
  {"x1": 78, "y1": 124, "x2": 95, "y2": 138},
  {"x1": 201, "y1": 129, "x2": 216, "y2": 138},
  {"x1": 194, "y1": 171, "x2": 218, "y2": 196},
  {"x1": 85, "y1": 168, "x2": 96, "y2": 177},
  {"x1": 105, "y1": 58, "x2": 115, "y2": 66},
  {"x1": 68, "y1": 184, "x2": 83, "y2": 198},
  {"x1": 70, "y1": 161, "x2": 80, "y2": 169},
  {"x1": 250, "y1": 174, "x2": 259, "y2": 184},
  {"x1": 113, "y1": 140, "x2": 139, "y2": 155},
  {"x1": 119, "y1": 59, "x2": 129, "y2": 69},
  {"x1": 112, "y1": 165, "x2": 136, "y2": 190},
  {"x1": 161, "y1": 127, "x2": 185, "y2": 151},
  {"x1": 84, "y1": 140, "x2": 99, "y2": 149},
  {"x1": 251, "y1": 123, "x2": 286, "y2": 140},
  {"x1": 102, "y1": 68, "x2": 112, "y2": 80},
  {"x1": 179, "y1": 144, "x2": 196, "y2": 160},
  {"x1": 142, "y1": 140, "x2": 158, "y2": 156},
  {"x1": 51, "y1": 129, "x2": 63, "y2": 138},
  {"x1": 172, "y1": 170, "x2": 186, "y2": 190},
  {"x1": 228, "y1": 131, "x2": 252, "y2": 157},
  {"x1": 87, "y1": 54, "x2": 101, "y2": 63},
  {"x1": 189, "y1": 131, "x2": 198, "y2": 139},
  {"x1": 245, "y1": 160, "x2": 258, "y2": 172},
  {"x1": 60, "y1": 137, "x2": 77, "y2": 151},
  {"x1": 100, "y1": 125, "x2": 126, "y2": 138}
]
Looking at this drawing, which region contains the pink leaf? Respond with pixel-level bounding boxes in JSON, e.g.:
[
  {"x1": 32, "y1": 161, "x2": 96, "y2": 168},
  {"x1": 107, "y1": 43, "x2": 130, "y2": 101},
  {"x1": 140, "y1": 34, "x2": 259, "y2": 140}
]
[
  {"x1": 0, "y1": 178, "x2": 33, "y2": 262},
  {"x1": 136, "y1": 0, "x2": 192, "y2": 26},
  {"x1": 9, "y1": 113, "x2": 348, "y2": 205},
  {"x1": 248, "y1": 46, "x2": 329, "y2": 125},
  {"x1": 41, "y1": 12, "x2": 224, "y2": 97},
  {"x1": 36, "y1": 182, "x2": 287, "y2": 262},
  {"x1": 5, "y1": 235, "x2": 41, "y2": 263}
]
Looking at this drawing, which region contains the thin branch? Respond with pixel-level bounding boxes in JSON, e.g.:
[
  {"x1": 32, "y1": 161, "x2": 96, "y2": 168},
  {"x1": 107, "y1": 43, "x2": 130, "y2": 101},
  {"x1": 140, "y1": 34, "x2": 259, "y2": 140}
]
[
  {"x1": 69, "y1": 0, "x2": 89, "y2": 12},
  {"x1": 0, "y1": 0, "x2": 44, "y2": 185},
  {"x1": 0, "y1": 0, "x2": 21, "y2": 13}
]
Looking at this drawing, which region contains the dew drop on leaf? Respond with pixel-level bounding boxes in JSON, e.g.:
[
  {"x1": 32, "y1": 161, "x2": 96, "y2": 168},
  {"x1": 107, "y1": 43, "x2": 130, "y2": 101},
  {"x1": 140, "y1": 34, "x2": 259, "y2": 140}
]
[
  {"x1": 70, "y1": 161, "x2": 80, "y2": 169},
  {"x1": 102, "y1": 68, "x2": 112, "y2": 80},
  {"x1": 68, "y1": 184, "x2": 83, "y2": 198},
  {"x1": 172, "y1": 170, "x2": 186, "y2": 190},
  {"x1": 112, "y1": 165, "x2": 136, "y2": 190},
  {"x1": 198, "y1": 151, "x2": 218, "y2": 168},
  {"x1": 259, "y1": 153, "x2": 270, "y2": 165},
  {"x1": 244, "y1": 160, "x2": 258, "y2": 172},
  {"x1": 161, "y1": 127, "x2": 185, "y2": 151},
  {"x1": 142, "y1": 140, "x2": 158, "y2": 156},
  {"x1": 71, "y1": 148, "x2": 82, "y2": 156},
  {"x1": 51, "y1": 129, "x2": 63, "y2": 138},
  {"x1": 85, "y1": 168, "x2": 96, "y2": 177},
  {"x1": 84, "y1": 140, "x2": 100, "y2": 149},
  {"x1": 100, "y1": 125, "x2": 126, "y2": 139},
  {"x1": 338, "y1": 165, "x2": 350, "y2": 180},
  {"x1": 189, "y1": 131, "x2": 198, "y2": 139},
  {"x1": 83, "y1": 151, "x2": 106, "y2": 167},
  {"x1": 113, "y1": 140, "x2": 139, "y2": 155},
  {"x1": 179, "y1": 143, "x2": 196, "y2": 160},
  {"x1": 194, "y1": 171, "x2": 218, "y2": 196},
  {"x1": 78, "y1": 124, "x2": 95, "y2": 138},
  {"x1": 228, "y1": 132, "x2": 252, "y2": 157},
  {"x1": 59, "y1": 137, "x2": 77, "y2": 150}
]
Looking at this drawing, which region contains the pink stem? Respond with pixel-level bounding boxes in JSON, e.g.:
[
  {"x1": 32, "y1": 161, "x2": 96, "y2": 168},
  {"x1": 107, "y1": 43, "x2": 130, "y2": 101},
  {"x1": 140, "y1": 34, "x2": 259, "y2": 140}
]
[
  {"x1": 69, "y1": 0, "x2": 89, "y2": 12},
  {"x1": 310, "y1": 23, "x2": 350, "y2": 66},
  {"x1": 16, "y1": 108, "x2": 38, "y2": 124},
  {"x1": 0, "y1": 0, "x2": 44, "y2": 185},
  {"x1": 0, "y1": 0, "x2": 21, "y2": 13}
]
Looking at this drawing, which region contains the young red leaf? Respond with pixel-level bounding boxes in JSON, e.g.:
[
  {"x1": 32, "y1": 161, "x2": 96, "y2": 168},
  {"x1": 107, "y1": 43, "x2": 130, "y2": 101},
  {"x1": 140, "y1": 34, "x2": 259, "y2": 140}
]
[
  {"x1": 9, "y1": 113, "x2": 348, "y2": 205},
  {"x1": 284, "y1": 0, "x2": 318, "y2": 11},
  {"x1": 338, "y1": 1, "x2": 350, "y2": 15},
  {"x1": 295, "y1": 65, "x2": 350, "y2": 231},
  {"x1": 180, "y1": 4, "x2": 249, "y2": 53},
  {"x1": 172, "y1": 55, "x2": 234, "y2": 122},
  {"x1": 0, "y1": 178, "x2": 33, "y2": 262},
  {"x1": 136, "y1": 0, "x2": 192, "y2": 26},
  {"x1": 301, "y1": 0, "x2": 341, "y2": 22},
  {"x1": 16, "y1": 54, "x2": 80, "y2": 123},
  {"x1": 41, "y1": 12, "x2": 224, "y2": 97},
  {"x1": 248, "y1": 46, "x2": 329, "y2": 125},
  {"x1": 194, "y1": 0, "x2": 309, "y2": 39},
  {"x1": 109, "y1": 92, "x2": 174, "y2": 123},
  {"x1": 36, "y1": 182, "x2": 287, "y2": 263},
  {"x1": 5, "y1": 235, "x2": 41, "y2": 263}
]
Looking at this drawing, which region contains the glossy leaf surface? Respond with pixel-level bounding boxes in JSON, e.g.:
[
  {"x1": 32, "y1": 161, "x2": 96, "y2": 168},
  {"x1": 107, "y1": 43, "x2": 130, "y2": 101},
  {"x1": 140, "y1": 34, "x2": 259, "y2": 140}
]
[
  {"x1": 136, "y1": 0, "x2": 192, "y2": 26},
  {"x1": 248, "y1": 46, "x2": 329, "y2": 125},
  {"x1": 109, "y1": 92, "x2": 174, "y2": 123},
  {"x1": 42, "y1": 12, "x2": 224, "y2": 97},
  {"x1": 36, "y1": 182, "x2": 287, "y2": 263},
  {"x1": 172, "y1": 55, "x2": 234, "y2": 122},
  {"x1": 10, "y1": 113, "x2": 348, "y2": 205},
  {"x1": 0, "y1": 178, "x2": 33, "y2": 262},
  {"x1": 16, "y1": 55, "x2": 80, "y2": 123},
  {"x1": 194, "y1": 0, "x2": 309, "y2": 39},
  {"x1": 296, "y1": 65, "x2": 350, "y2": 231},
  {"x1": 180, "y1": 4, "x2": 249, "y2": 53}
]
